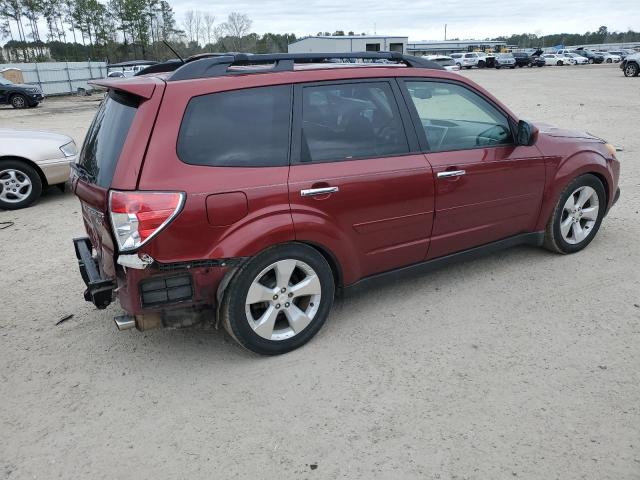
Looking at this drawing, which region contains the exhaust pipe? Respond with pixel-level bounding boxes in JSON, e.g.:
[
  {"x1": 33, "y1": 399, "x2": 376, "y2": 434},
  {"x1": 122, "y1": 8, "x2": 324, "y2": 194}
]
[{"x1": 114, "y1": 315, "x2": 136, "y2": 331}]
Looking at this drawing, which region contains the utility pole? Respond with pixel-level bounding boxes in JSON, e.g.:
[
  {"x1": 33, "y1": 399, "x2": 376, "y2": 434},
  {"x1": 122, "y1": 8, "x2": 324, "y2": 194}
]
[{"x1": 444, "y1": 24, "x2": 447, "y2": 41}]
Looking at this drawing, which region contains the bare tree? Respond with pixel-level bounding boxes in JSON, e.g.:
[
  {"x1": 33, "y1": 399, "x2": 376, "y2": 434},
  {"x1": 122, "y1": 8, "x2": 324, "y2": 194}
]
[
  {"x1": 218, "y1": 12, "x2": 251, "y2": 51},
  {"x1": 202, "y1": 12, "x2": 214, "y2": 46},
  {"x1": 182, "y1": 9, "x2": 194, "y2": 43}
]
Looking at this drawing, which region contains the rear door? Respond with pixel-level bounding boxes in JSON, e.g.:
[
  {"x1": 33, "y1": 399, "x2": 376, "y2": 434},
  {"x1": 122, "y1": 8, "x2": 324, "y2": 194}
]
[
  {"x1": 72, "y1": 79, "x2": 164, "y2": 277},
  {"x1": 288, "y1": 79, "x2": 435, "y2": 284},
  {"x1": 399, "y1": 79, "x2": 545, "y2": 259}
]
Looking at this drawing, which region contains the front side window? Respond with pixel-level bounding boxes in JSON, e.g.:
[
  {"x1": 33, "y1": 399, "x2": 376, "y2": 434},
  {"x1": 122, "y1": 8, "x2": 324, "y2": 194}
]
[
  {"x1": 405, "y1": 81, "x2": 513, "y2": 152},
  {"x1": 178, "y1": 85, "x2": 291, "y2": 167},
  {"x1": 300, "y1": 82, "x2": 409, "y2": 163}
]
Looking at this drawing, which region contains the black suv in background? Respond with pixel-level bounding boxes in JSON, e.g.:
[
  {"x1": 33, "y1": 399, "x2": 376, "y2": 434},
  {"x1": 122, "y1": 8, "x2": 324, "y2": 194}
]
[
  {"x1": 0, "y1": 76, "x2": 44, "y2": 108},
  {"x1": 574, "y1": 49, "x2": 605, "y2": 64},
  {"x1": 513, "y1": 51, "x2": 545, "y2": 67}
]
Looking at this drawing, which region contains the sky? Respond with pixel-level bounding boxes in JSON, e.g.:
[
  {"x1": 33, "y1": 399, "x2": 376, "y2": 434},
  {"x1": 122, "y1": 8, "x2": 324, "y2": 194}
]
[{"x1": 171, "y1": 0, "x2": 640, "y2": 40}]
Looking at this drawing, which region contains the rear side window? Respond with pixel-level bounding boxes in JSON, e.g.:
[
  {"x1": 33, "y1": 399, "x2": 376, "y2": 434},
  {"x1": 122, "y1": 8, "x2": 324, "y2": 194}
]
[
  {"x1": 300, "y1": 82, "x2": 409, "y2": 163},
  {"x1": 78, "y1": 91, "x2": 138, "y2": 188},
  {"x1": 177, "y1": 85, "x2": 292, "y2": 167}
]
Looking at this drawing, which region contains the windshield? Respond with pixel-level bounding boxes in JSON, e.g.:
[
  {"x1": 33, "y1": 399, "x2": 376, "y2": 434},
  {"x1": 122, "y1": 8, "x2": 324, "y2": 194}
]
[{"x1": 0, "y1": 77, "x2": 13, "y2": 85}]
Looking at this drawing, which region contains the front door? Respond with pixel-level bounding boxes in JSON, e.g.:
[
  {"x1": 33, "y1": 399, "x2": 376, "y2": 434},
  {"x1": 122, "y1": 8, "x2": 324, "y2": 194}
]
[
  {"x1": 288, "y1": 80, "x2": 435, "y2": 284},
  {"x1": 400, "y1": 79, "x2": 546, "y2": 259}
]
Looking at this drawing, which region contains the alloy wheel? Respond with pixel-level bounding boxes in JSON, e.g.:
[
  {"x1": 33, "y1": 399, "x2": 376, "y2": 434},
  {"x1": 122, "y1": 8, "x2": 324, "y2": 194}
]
[
  {"x1": 11, "y1": 95, "x2": 26, "y2": 108},
  {"x1": 244, "y1": 259, "x2": 322, "y2": 341},
  {"x1": 0, "y1": 169, "x2": 33, "y2": 203},
  {"x1": 559, "y1": 186, "x2": 600, "y2": 244}
]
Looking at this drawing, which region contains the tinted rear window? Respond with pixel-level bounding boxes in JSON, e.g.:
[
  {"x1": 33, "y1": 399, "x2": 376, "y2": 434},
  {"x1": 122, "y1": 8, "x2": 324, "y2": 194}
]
[
  {"x1": 78, "y1": 91, "x2": 138, "y2": 187},
  {"x1": 177, "y1": 85, "x2": 292, "y2": 167}
]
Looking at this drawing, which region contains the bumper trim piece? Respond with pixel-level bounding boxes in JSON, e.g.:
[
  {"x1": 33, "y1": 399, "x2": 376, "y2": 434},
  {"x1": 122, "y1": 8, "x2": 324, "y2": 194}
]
[{"x1": 73, "y1": 237, "x2": 115, "y2": 309}]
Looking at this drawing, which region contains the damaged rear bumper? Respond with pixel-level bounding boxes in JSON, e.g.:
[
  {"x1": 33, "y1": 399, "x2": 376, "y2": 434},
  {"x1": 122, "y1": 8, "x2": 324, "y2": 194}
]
[{"x1": 73, "y1": 237, "x2": 115, "y2": 309}]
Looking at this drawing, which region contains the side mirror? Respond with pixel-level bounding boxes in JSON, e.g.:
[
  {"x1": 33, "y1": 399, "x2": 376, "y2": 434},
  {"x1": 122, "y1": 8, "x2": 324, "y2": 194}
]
[{"x1": 516, "y1": 120, "x2": 537, "y2": 146}]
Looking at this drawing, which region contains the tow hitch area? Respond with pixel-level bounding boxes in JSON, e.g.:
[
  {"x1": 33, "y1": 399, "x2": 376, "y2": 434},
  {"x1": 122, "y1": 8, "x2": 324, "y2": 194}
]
[{"x1": 73, "y1": 237, "x2": 115, "y2": 309}]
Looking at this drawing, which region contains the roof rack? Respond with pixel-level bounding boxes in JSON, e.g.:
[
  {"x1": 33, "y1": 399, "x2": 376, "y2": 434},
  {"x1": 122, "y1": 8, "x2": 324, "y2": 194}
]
[{"x1": 146, "y1": 52, "x2": 443, "y2": 81}]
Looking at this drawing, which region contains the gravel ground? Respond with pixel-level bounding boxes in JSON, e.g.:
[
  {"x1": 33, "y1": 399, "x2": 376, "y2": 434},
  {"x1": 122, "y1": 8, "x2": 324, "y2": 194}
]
[{"x1": 1, "y1": 64, "x2": 638, "y2": 479}]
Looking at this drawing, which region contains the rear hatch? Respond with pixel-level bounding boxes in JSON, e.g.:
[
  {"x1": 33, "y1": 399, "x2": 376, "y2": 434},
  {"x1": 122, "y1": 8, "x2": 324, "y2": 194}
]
[{"x1": 72, "y1": 76, "x2": 165, "y2": 278}]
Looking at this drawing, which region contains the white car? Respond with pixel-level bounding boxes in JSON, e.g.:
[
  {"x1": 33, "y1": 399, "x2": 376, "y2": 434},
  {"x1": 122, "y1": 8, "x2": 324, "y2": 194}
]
[
  {"x1": 563, "y1": 53, "x2": 589, "y2": 65},
  {"x1": 0, "y1": 129, "x2": 77, "y2": 209},
  {"x1": 541, "y1": 54, "x2": 566, "y2": 66},
  {"x1": 458, "y1": 52, "x2": 491, "y2": 69},
  {"x1": 599, "y1": 52, "x2": 621, "y2": 63},
  {"x1": 422, "y1": 55, "x2": 460, "y2": 72}
]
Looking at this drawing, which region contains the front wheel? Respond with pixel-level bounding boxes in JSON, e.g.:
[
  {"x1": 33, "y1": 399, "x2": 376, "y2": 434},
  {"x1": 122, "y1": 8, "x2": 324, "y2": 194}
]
[
  {"x1": 221, "y1": 244, "x2": 335, "y2": 355},
  {"x1": 606, "y1": 58, "x2": 612, "y2": 63},
  {"x1": 544, "y1": 175, "x2": 606, "y2": 254},
  {"x1": 10, "y1": 94, "x2": 28, "y2": 109},
  {"x1": 477, "y1": 61, "x2": 486, "y2": 69},
  {"x1": 0, "y1": 160, "x2": 43, "y2": 210},
  {"x1": 624, "y1": 62, "x2": 639, "y2": 77},
  {"x1": 588, "y1": 58, "x2": 594, "y2": 64},
  {"x1": 557, "y1": 61, "x2": 563, "y2": 66}
]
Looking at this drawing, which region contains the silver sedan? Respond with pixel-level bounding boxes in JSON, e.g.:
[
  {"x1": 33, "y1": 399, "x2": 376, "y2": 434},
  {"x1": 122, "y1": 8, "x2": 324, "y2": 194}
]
[{"x1": 0, "y1": 129, "x2": 77, "y2": 210}]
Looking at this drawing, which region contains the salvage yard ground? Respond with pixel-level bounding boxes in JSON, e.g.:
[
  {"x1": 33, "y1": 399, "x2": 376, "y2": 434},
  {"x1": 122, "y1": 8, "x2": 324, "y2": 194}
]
[{"x1": 1, "y1": 64, "x2": 638, "y2": 479}]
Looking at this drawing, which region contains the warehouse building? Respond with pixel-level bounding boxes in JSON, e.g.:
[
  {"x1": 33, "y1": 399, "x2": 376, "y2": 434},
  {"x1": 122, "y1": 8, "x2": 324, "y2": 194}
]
[
  {"x1": 406, "y1": 40, "x2": 507, "y2": 55},
  {"x1": 288, "y1": 35, "x2": 408, "y2": 54}
]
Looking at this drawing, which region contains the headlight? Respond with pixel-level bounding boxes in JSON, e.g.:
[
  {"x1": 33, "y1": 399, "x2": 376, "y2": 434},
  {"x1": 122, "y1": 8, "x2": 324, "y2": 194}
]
[{"x1": 60, "y1": 141, "x2": 78, "y2": 158}]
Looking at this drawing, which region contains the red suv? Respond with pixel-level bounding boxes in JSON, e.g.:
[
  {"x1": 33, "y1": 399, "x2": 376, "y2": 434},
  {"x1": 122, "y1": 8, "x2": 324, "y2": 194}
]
[{"x1": 72, "y1": 52, "x2": 620, "y2": 355}]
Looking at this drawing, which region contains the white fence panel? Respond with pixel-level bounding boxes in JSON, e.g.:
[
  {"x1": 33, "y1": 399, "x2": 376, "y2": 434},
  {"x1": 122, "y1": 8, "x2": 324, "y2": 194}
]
[{"x1": 0, "y1": 61, "x2": 107, "y2": 95}]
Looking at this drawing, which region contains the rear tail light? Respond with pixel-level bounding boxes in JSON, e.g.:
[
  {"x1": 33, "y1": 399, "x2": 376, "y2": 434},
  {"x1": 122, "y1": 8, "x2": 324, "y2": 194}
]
[{"x1": 109, "y1": 191, "x2": 185, "y2": 252}]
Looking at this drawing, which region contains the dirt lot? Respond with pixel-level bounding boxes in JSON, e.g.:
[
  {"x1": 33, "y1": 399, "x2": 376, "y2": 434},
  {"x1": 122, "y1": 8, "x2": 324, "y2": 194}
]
[{"x1": 1, "y1": 64, "x2": 638, "y2": 479}]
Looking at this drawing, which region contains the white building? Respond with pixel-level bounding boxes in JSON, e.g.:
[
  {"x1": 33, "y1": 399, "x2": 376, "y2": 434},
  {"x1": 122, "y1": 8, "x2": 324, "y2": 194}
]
[
  {"x1": 406, "y1": 40, "x2": 507, "y2": 56},
  {"x1": 288, "y1": 35, "x2": 408, "y2": 54}
]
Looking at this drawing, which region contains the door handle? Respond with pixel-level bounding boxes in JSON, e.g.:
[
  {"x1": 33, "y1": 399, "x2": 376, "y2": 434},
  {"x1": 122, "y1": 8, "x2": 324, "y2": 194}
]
[
  {"x1": 437, "y1": 170, "x2": 466, "y2": 179},
  {"x1": 300, "y1": 186, "x2": 339, "y2": 197}
]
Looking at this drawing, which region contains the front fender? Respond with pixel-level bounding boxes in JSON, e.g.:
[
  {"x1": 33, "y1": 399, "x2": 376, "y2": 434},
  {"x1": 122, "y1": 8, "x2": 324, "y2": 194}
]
[{"x1": 535, "y1": 149, "x2": 615, "y2": 231}]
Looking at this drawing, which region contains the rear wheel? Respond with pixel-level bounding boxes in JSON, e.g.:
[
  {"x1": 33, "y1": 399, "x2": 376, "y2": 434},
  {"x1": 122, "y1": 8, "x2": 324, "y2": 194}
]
[
  {"x1": 624, "y1": 62, "x2": 639, "y2": 77},
  {"x1": 10, "y1": 94, "x2": 27, "y2": 109},
  {"x1": 544, "y1": 174, "x2": 606, "y2": 254},
  {"x1": 477, "y1": 60, "x2": 486, "y2": 69},
  {"x1": 0, "y1": 160, "x2": 42, "y2": 210},
  {"x1": 221, "y1": 243, "x2": 335, "y2": 355},
  {"x1": 557, "y1": 61, "x2": 563, "y2": 66},
  {"x1": 588, "y1": 58, "x2": 594, "y2": 64},
  {"x1": 606, "y1": 58, "x2": 612, "y2": 63}
]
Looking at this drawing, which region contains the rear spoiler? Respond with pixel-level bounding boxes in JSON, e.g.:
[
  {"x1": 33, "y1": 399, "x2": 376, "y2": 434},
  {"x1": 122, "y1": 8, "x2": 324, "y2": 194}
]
[{"x1": 89, "y1": 76, "x2": 164, "y2": 99}]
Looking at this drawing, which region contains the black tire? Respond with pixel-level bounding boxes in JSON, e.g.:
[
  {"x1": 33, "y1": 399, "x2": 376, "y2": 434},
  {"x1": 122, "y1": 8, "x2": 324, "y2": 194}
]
[
  {"x1": 221, "y1": 243, "x2": 335, "y2": 355},
  {"x1": 606, "y1": 58, "x2": 612, "y2": 63},
  {"x1": 477, "y1": 60, "x2": 486, "y2": 69},
  {"x1": 10, "y1": 94, "x2": 28, "y2": 109},
  {"x1": 456, "y1": 62, "x2": 462, "y2": 68},
  {"x1": 543, "y1": 174, "x2": 606, "y2": 254},
  {"x1": 0, "y1": 159, "x2": 43, "y2": 210},
  {"x1": 557, "y1": 61, "x2": 563, "y2": 66},
  {"x1": 588, "y1": 58, "x2": 594, "y2": 64},
  {"x1": 624, "y1": 62, "x2": 639, "y2": 77}
]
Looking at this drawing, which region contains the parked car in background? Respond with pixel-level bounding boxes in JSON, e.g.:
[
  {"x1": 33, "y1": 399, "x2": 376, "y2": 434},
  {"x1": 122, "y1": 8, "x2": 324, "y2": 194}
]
[
  {"x1": 620, "y1": 52, "x2": 640, "y2": 77},
  {"x1": 107, "y1": 71, "x2": 126, "y2": 78},
  {"x1": 71, "y1": 51, "x2": 620, "y2": 355},
  {"x1": 541, "y1": 54, "x2": 566, "y2": 66},
  {"x1": 449, "y1": 53, "x2": 464, "y2": 68},
  {"x1": 423, "y1": 55, "x2": 460, "y2": 72},
  {"x1": 0, "y1": 76, "x2": 44, "y2": 109},
  {"x1": 557, "y1": 54, "x2": 578, "y2": 65},
  {"x1": 574, "y1": 49, "x2": 605, "y2": 64},
  {"x1": 512, "y1": 51, "x2": 545, "y2": 67},
  {"x1": 598, "y1": 52, "x2": 621, "y2": 63},
  {"x1": 494, "y1": 53, "x2": 516, "y2": 69},
  {"x1": 564, "y1": 53, "x2": 589, "y2": 65},
  {"x1": 607, "y1": 50, "x2": 628, "y2": 59},
  {"x1": 459, "y1": 52, "x2": 490, "y2": 69},
  {"x1": 0, "y1": 129, "x2": 77, "y2": 209}
]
